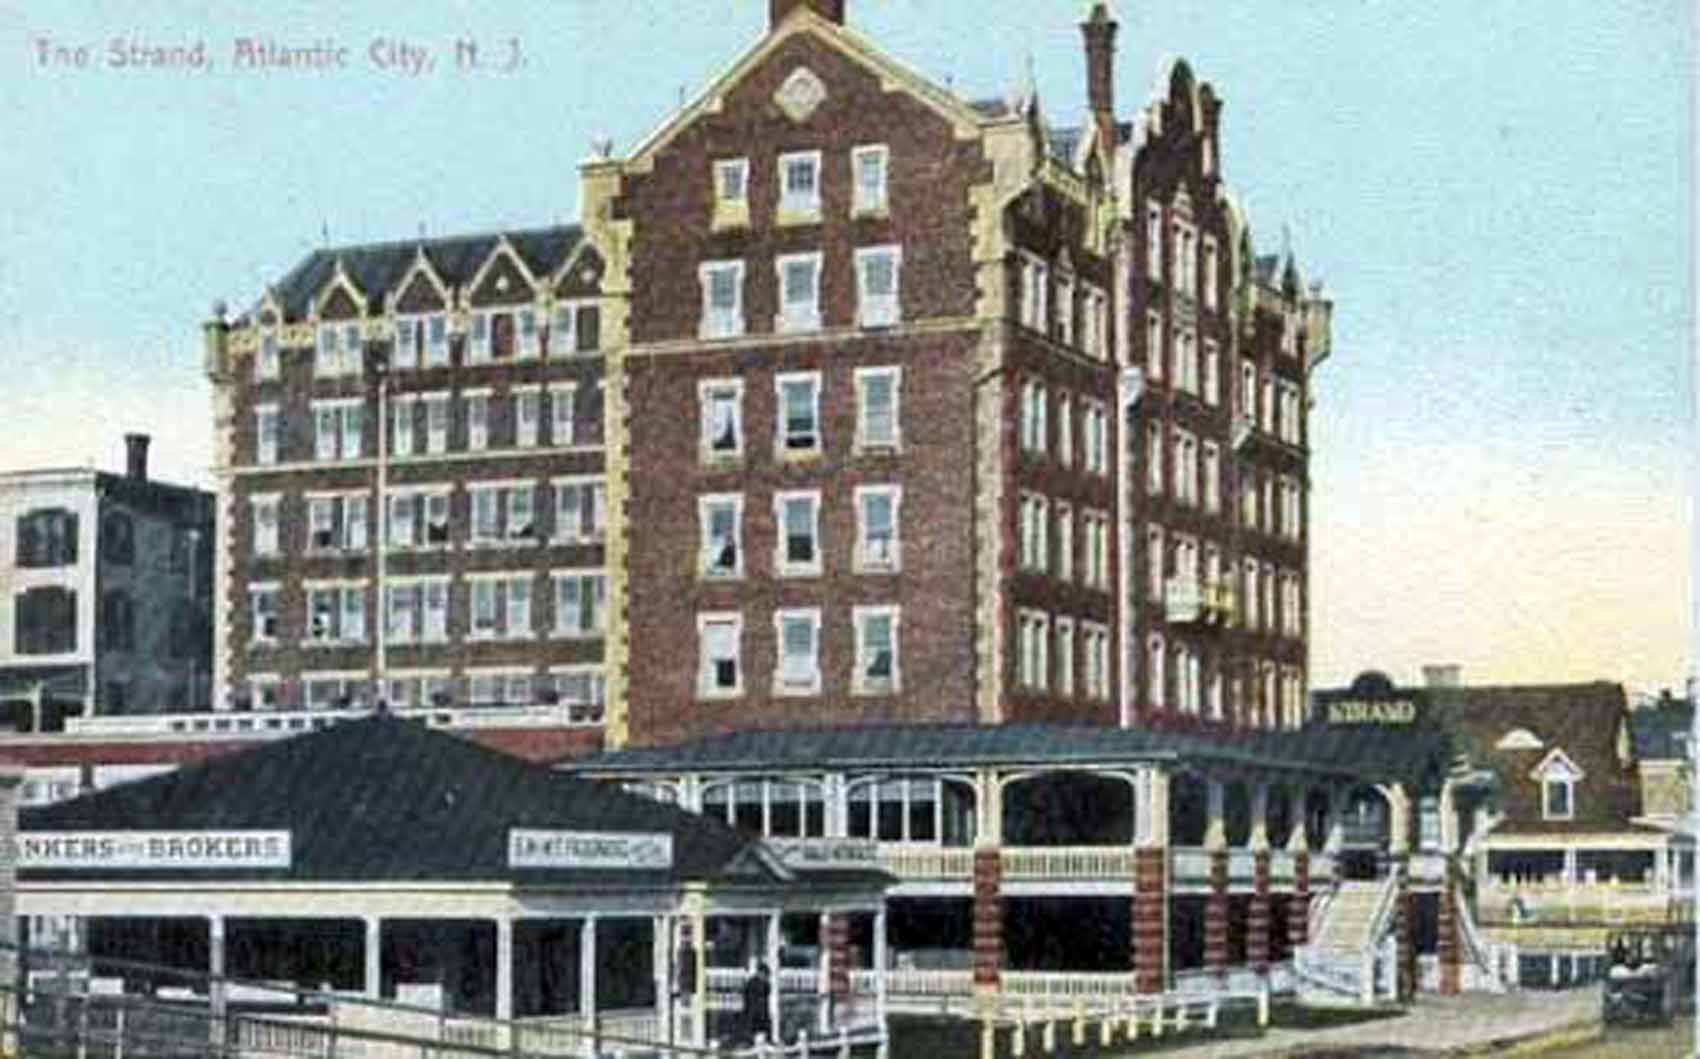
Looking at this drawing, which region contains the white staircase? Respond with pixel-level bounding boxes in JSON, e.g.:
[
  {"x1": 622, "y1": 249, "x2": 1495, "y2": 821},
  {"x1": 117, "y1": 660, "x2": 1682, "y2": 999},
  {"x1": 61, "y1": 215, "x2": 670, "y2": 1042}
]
[{"x1": 1294, "y1": 874, "x2": 1401, "y2": 1007}]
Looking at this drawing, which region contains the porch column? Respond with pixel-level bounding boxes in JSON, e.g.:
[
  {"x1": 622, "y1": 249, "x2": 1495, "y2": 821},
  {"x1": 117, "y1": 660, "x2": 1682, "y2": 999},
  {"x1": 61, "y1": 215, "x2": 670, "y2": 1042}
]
[
  {"x1": 824, "y1": 773, "x2": 848, "y2": 838},
  {"x1": 1132, "y1": 765, "x2": 1170, "y2": 994},
  {"x1": 652, "y1": 916, "x2": 672, "y2": 1045},
  {"x1": 1288, "y1": 805, "x2": 1311, "y2": 947},
  {"x1": 1248, "y1": 782, "x2": 1271, "y2": 977},
  {"x1": 1384, "y1": 785, "x2": 1415, "y2": 1001},
  {"x1": 208, "y1": 915, "x2": 227, "y2": 1022},
  {"x1": 873, "y1": 906, "x2": 889, "y2": 1028},
  {"x1": 971, "y1": 769, "x2": 1004, "y2": 1007},
  {"x1": 688, "y1": 892, "x2": 708, "y2": 1048},
  {"x1": 1204, "y1": 779, "x2": 1229, "y2": 980},
  {"x1": 581, "y1": 917, "x2": 598, "y2": 1035},
  {"x1": 765, "y1": 913, "x2": 782, "y2": 1041},
  {"x1": 819, "y1": 911, "x2": 847, "y2": 1032},
  {"x1": 364, "y1": 917, "x2": 382, "y2": 998},
  {"x1": 1437, "y1": 862, "x2": 1462, "y2": 995},
  {"x1": 494, "y1": 915, "x2": 514, "y2": 1022}
]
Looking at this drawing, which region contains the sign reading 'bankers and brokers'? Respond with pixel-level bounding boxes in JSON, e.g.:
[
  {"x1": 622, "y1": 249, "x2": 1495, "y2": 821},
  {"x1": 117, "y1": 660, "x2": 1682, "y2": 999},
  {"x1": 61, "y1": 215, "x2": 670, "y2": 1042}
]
[
  {"x1": 17, "y1": 831, "x2": 293, "y2": 870},
  {"x1": 508, "y1": 830, "x2": 674, "y2": 870},
  {"x1": 1323, "y1": 699, "x2": 1421, "y2": 725}
]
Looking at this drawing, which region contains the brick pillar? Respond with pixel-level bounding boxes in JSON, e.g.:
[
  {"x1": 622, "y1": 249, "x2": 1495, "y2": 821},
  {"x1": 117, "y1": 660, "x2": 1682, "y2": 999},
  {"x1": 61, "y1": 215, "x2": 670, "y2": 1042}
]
[
  {"x1": 972, "y1": 848, "x2": 1003, "y2": 989},
  {"x1": 1289, "y1": 850, "x2": 1311, "y2": 946},
  {"x1": 1437, "y1": 874, "x2": 1461, "y2": 995},
  {"x1": 822, "y1": 913, "x2": 850, "y2": 998},
  {"x1": 1395, "y1": 865, "x2": 1417, "y2": 999},
  {"x1": 1248, "y1": 850, "x2": 1271, "y2": 975},
  {"x1": 1205, "y1": 849, "x2": 1230, "y2": 978},
  {"x1": 1132, "y1": 847, "x2": 1167, "y2": 993}
]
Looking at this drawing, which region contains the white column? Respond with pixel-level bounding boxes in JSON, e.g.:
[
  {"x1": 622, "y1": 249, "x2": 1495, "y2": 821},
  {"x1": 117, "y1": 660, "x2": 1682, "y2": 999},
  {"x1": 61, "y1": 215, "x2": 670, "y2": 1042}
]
[
  {"x1": 690, "y1": 899, "x2": 708, "y2": 1048},
  {"x1": 652, "y1": 915, "x2": 671, "y2": 1043},
  {"x1": 364, "y1": 917, "x2": 382, "y2": 998},
  {"x1": 1325, "y1": 787, "x2": 1347, "y2": 855},
  {"x1": 208, "y1": 916, "x2": 227, "y2": 1025},
  {"x1": 494, "y1": 917, "x2": 514, "y2": 1022},
  {"x1": 581, "y1": 917, "x2": 599, "y2": 1031},
  {"x1": 1204, "y1": 779, "x2": 1227, "y2": 850},
  {"x1": 1249, "y1": 782, "x2": 1270, "y2": 851},
  {"x1": 765, "y1": 913, "x2": 782, "y2": 1042},
  {"x1": 873, "y1": 907, "x2": 889, "y2": 1025}
]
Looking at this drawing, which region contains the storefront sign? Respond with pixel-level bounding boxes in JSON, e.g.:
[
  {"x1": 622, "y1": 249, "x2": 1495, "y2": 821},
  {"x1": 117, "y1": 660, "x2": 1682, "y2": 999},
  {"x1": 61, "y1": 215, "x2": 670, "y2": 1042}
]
[
  {"x1": 766, "y1": 837, "x2": 880, "y2": 867},
  {"x1": 17, "y1": 831, "x2": 292, "y2": 870},
  {"x1": 508, "y1": 829, "x2": 673, "y2": 870},
  {"x1": 1324, "y1": 698, "x2": 1419, "y2": 725}
]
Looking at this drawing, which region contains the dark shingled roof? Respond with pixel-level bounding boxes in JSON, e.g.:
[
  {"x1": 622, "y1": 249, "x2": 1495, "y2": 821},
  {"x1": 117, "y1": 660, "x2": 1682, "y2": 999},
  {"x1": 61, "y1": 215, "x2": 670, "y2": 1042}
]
[
  {"x1": 568, "y1": 722, "x2": 1444, "y2": 786},
  {"x1": 20, "y1": 715, "x2": 778, "y2": 887},
  {"x1": 1629, "y1": 699, "x2": 1694, "y2": 762},
  {"x1": 263, "y1": 225, "x2": 584, "y2": 322},
  {"x1": 1428, "y1": 682, "x2": 1641, "y2": 836}
]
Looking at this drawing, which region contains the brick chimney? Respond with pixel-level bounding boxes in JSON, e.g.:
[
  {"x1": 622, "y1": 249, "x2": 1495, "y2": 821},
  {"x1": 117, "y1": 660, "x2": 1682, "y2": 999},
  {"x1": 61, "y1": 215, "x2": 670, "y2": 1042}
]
[
  {"x1": 1422, "y1": 664, "x2": 1462, "y2": 689},
  {"x1": 1081, "y1": 3, "x2": 1118, "y2": 146},
  {"x1": 771, "y1": 0, "x2": 845, "y2": 27},
  {"x1": 124, "y1": 433, "x2": 150, "y2": 482}
]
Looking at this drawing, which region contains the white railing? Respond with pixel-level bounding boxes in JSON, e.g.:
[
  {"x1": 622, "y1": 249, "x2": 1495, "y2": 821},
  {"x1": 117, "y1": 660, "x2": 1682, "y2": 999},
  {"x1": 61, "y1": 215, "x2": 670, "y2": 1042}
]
[
  {"x1": 64, "y1": 702, "x2": 602, "y2": 739},
  {"x1": 1171, "y1": 848, "x2": 1212, "y2": 885},
  {"x1": 877, "y1": 845, "x2": 975, "y2": 880},
  {"x1": 1227, "y1": 850, "x2": 1257, "y2": 886},
  {"x1": 859, "y1": 968, "x2": 971, "y2": 998},
  {"x1": 1002, "y1": 846, "x2": 1136, "y2": 881},
  {"x1": 1270, "y1": 851, "x2": 1296, "y2": 885},
  {"x1": 1309, "y1": 853, "x2": 1336, "y2": 884},
  {"x1": 1003, "y1": 972, "x2": 1136, "y2": 1000},
  {"x1": 1408, "y1": 852, "x2": 1449, "y2": 886},
  {"x1": 231, "y1": 1013, "x2": 334, "y2": 1055},
  {"x1": 1476, "y1": 881, "x2": 1674, "y2": 925}
]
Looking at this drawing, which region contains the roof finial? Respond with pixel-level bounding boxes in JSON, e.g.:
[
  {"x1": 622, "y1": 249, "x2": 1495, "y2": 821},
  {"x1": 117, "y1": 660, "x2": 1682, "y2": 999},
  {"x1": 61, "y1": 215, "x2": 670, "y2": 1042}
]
[{"x1": 320, "y1": 219, "x2": 330, "y2": 247}]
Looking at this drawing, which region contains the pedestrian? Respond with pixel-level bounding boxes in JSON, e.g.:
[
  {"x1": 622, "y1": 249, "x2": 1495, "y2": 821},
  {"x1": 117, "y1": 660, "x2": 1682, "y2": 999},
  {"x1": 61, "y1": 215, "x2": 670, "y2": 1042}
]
[{"x1": 741, "y1": 962, "x2": 772, "y2": 1045}]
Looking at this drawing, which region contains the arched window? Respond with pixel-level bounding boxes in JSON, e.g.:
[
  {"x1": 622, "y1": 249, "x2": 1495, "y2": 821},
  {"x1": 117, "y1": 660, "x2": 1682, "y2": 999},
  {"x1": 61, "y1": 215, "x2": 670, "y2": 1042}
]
[{"x1": 16, "y1": 509, "x2": 78, "y2": 568}]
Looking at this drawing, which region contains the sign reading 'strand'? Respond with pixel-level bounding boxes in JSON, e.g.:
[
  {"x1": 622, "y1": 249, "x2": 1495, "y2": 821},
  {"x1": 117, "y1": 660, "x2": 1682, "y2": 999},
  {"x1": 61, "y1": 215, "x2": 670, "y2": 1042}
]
[
  {"x1": 1324, "y1": 699, "x2": 1420, "y2": 725},
  {"x1": 508, "y1": 830, "x2": 674, "y2": 870},
  {"x1": 18, "y1": 831, "x2": 292, "y2": 870}
]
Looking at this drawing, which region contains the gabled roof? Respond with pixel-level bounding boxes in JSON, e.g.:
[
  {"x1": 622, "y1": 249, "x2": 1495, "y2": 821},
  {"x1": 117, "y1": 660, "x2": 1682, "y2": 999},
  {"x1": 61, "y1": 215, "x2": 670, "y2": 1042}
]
[
  {"x1": 20, "y1": 715, "x2": 770, "y2": 887},
  {"x1": 257, "y1": 226, "x2": 584, "y2": 323}
]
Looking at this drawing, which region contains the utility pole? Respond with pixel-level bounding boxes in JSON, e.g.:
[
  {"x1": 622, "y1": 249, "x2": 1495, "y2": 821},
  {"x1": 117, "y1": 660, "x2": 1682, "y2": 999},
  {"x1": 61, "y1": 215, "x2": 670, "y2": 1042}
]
[{"x1": 370, "y1": 340, "x2": 390, "y2": 709}]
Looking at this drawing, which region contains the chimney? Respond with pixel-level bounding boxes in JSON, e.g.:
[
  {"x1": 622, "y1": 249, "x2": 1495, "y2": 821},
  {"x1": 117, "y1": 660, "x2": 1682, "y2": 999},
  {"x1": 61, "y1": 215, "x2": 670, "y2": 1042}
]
[
  {"x1": 1422, "y1": 664, "x2": 1462, "y2": 689},
  {"x1": 124, "y1": 434, "x2": 150, "y2": 482},
  {"x1": 1081, "y1": 3, "x2": 1118, "y2": 146},
  {"x1": 770, "y1": 0, "x2": 845, "y2": 28}
]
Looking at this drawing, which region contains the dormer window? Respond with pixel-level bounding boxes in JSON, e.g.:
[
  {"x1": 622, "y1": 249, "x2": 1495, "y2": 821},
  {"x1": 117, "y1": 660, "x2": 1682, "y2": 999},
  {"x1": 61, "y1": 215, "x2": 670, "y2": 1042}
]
[{"x1": 1532, "y1": 748, "x2": 1582, "y2": 822}]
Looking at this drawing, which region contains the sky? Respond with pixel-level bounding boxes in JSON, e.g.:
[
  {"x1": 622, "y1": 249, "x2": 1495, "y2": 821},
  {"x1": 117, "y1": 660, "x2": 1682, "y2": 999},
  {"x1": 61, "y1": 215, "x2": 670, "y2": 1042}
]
[{"x1": 0, "y1": 1, "x2": 1691, "y2": 695}]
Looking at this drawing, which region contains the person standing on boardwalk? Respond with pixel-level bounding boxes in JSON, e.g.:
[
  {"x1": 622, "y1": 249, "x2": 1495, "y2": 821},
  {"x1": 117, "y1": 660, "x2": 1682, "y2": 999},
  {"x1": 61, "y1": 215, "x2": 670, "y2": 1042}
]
[{"x1": 741, "y1": 962, "x2": 772, "y2": 1044}]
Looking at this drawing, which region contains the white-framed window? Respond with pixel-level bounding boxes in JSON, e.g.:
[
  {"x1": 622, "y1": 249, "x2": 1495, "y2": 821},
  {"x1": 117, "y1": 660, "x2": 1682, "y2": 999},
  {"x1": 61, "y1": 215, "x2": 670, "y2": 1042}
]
[
  {"x1": 250, "y1": 584, "x2": 279, "y2": 644},
  {"x1": 699, "y1": 493, "x2": 744, "y2": 578},
  {"x1": 305, "y1": 582, "x2": 366, "y2": 645},
  {"x1": 1146, "y1": 421, "x2": 1163, "y2": 494},
  {"x1": 551, "y1": 301, "x2": 600, "y2": 357},
  {"x1": 698, "y1": 612, "x2": 743, "y2": 698},
  {"x1": 303, "y1": 672, "x2": 367, "y2": 710},
  {"x1": 855, "y1": 245, "x2": 902, "y2": 327},
  {"x1": 698, "y1": 378, "x2": 744, "y2": 459},
  {"x1": 1056, "y1": 395, "x2": 1073, "y2": 467},
  {"x1": 391, "y1": 315, "x2": 419, "y2": 371},
  {"x1": 1146, "y1": 312, "x2": 1163, "y2": 380},
  {"x1": 1019, "y1": 253, "x2": 1049, "y2": 332},
  {"x1": 1176, "y1": 643, "x2": 1201, "y2": 714},
  {"x1": 1173, "y1": 429, "x2": 1198, "y2": 506},
  {"x1": 554, "y1": 572, "x2": 607, "y2": 638},
  {"x1": 854, "y1": 366, "x2": 901, "y2": 450},
  {"x1": 515, "y1": 387, "x2": 542, "y2": 447},
  {"x1": 424, "y1": 313, "x2": 449, "y2": 366},
  {"x1": 1260, "y1": 374, "x2": 1275, "y2": 433},
  {"x1": 1020, "y1": 380, "x2": 1047, "y2": 453},
  {"x1": 384, "y1": 581, "x2": 439, "y2": 645},
  {"x1": 1203, "y1": 442, "x2": 1221, "y2": 514},
  {"x1": 316, "y1": 321, "x2": 362, "y2": 376},
  {"x1": 1147, "y1": 526, "x2": 1166, "y2": 602},
  {"x1": 1536, "y1": 751, "x2": 1580, "y2": 821},
  {"x1": 775, "y1": 372, "x2": 822, "y2": 454},
  {"x1": 778, "y1": 150, "x2": 822, "y2": 216},
  {"x1": 467, "y1": 670, "x2": 535, "y2": 708},
  {"x1": 699, "y1": 260, "x2": 746, "y2": 340},
  {"x1": 1084, "y1": 623, "x2": 1110, "y2": 701},
  {"x1": 1055, "y1": 503, "x2": 1074, "y2": 583},
  {"x1": 1018, "y1": 610, "x2": 1049, "y2": 691},
  {"x1": 715, "y1": 157, "x2": 749, "y2": 210},
  {"x1": 1082, "y1": 286, "x2": 1108, "y2": 360},
  {"x1": 1171, "y1": 221, "x2": 1196, "y2": 296},
  {"x1": 853, "y1": 605, "x2": 900, "y2": 695},
  {"x1": 774, "y1": 490, "x2": 822, "y2": 577},
  {"x1": 468, "y1": 311, "x2": 496, "y2": 363},
  {"x1": 1243, "y1": 557, "x2": 1261, "y2": 630},
  {"x1": 1054, "y1": 270, "x2": 1075, "y2": 347},
  {"x1": 550, "y1": 383, "x2": 578, "y2": 448},
  {"x1": 514, "y1": 307, "x2": 542, "y2": 360},
  {"x1": 855, "y1": 484, "x2": 901, "y2": 572},
  {"x1": 389, "y1": 395, "x2": 416, "y2": 458},
  {"x1": 774, "y1": 608, "x2": 823, "y2": 695},
  {"x1": 775, "y1": 251, "x2": 823, "y2": 333},
  {"x1": 424, "y1": 393, "x2": 450, "y2": 453},
  {"x1": 1145, "y1": 200, "x2": 1163, "y2": 278},
  {"x1": 385, "y1": 490, "x2": 436, "y2": 551},
  {"x1": 255, "y1": 405, "x2": 280, "y2": 465},
  {"x1": 1203, "y1": 235, "x2": 1219, "y2": 310},
  {"x1": 312, "y1": 400, "x2": 364, "y2": 462},
  {"x1": 548, "y1": 665, "x2": 607, "y2": 719},
  {"x1": 1147, "y1": 633, "x2": 1166, "y2": 708},
  {"x1": 1055, "y1": 617, "x2": 1076, "y2": 697},
  {"x1": 465, "y1": 390, "x2": 490, "y2": 451},
  {"x1": 1018, "y1": 493, "x2": 1049, "y2": 572},
  {"x1": 1240, "y1": 466, "x2": 1259, "y2": 530},
  {"x1": 1208, "y1": 668, "x2": 1225, "y2": 721},
  {"x1": 422, "y1": 580, "x2": 449, "y2": 641},
  {"x1": 306, "y1": 493, "x2": 368, "y2": 553},
  {"x1": 1261, "y1": 475, "x2": 1275, "y2": 535},
  {"x1": 423, "y1": 490, "x2": 451, "y2": 546},
  {"x1": 851, "y1": 144, "x2": 888, "y2": 214},
  {"x1": 257, "y1": 330, "x2": 280, "y2": 379},
  {"x1": 251, "y1": 494, "x2": 279, "y2": 557},
  {"x1": 554, "y1": 477, "x2": 606, "y2": 544},
  {"x1": 1083, "y1": 510, "x2": 1108, "y2": 589},
  {"x1": 1240, "y1": 359, "x2": 1258, "y2": 419},
  {"x1": 1175, "y1": 331, "x2": 1198, "y2": 394},
  {"x1": 1082, "y1": 402, "x2": 1107, "y2": 475},
  {"x1": 249, "y1": 676, "x2": 281, "y2": 712},
  {"x1": 469, "y1": 482, "x2": 537, "y2": 545},
  {"x1": 1203, "y1": 341, "x2": 1220, "y2": 406}
]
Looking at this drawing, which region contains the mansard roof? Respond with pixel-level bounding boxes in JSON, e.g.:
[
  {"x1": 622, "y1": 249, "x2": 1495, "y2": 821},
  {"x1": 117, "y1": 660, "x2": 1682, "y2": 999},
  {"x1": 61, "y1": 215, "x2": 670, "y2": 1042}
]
[{"x1": 259, "y1": 225, "x2": 584, "y2": 323}]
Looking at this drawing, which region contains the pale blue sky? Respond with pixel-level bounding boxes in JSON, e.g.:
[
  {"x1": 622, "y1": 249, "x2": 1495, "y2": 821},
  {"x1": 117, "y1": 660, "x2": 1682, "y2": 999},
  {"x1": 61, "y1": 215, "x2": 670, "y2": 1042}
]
[{"x1": 0, "y1": 1, "x2": 1691, "y2": 691}]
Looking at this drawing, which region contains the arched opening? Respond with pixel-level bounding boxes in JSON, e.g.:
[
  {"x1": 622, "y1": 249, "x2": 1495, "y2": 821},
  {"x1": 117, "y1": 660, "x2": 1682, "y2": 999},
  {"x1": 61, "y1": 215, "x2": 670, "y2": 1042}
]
[
  {"x1": 1266, "y1": 786, "x2": 1295, "y2": 849},
  {"x1": 1340, "y1": 785, "x2": 1391, "y2": 880},
  {"x1": 846, "y1": 775, "x2": 975, "y2": 845},
  {"x1": 1223, "y1": 780, "x2": 1253, "y2": 847},
  {"x1": 1003, "y1": 771, "x2": 1133, "y2": 846},
  {"x1": 1170, "y1": 774, "x2": 1209, "y2": 847},
  {"x1": 1303, "y1": 788, "x2": 1331, "y2": 850}
]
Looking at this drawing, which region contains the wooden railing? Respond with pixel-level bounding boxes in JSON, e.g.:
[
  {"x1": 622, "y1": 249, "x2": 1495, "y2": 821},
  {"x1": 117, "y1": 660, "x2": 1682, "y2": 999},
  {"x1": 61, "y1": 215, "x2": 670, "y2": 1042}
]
[
  {"x1": 876, "y1": 845, "x2": 975, "y2": 880},
  {"x1": 1002, "y1": 847, "x2": 1137, "y2": 881}
]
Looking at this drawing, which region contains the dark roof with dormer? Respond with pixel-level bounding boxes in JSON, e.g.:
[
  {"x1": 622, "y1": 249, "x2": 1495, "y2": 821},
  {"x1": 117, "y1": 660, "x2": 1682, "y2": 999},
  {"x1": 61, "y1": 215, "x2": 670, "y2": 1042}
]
[
  {"x1": 256, "y1": 225, "x2": 584, "y2": 323},
  {"x1": 19, "y1": 715, "x2": 810, "y2": 888}
]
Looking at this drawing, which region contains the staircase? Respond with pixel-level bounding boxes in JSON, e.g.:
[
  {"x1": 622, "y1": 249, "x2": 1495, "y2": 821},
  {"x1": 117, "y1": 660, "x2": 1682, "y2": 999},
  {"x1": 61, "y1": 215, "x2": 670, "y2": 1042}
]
[{"x1": 1294, "y1": 876, "x2": 1400, "y2": 1007}]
